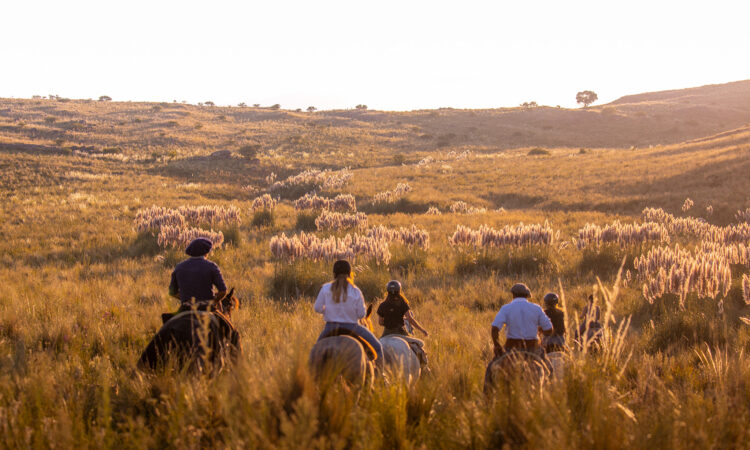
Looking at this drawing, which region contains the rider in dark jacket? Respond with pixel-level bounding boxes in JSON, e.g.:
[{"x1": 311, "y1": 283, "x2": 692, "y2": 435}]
[
  {"x1": 542, "y1": 293, "x2": 566, "y2": 352},
  {"x1": 169, "y1": 238, "x2": 227, "y2": 304}
]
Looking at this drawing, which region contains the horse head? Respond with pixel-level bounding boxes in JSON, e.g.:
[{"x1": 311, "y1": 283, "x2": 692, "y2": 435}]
[
  {"x1": 216, "y1": 287, "x2": 239, "y2": 318},
  {"x1": 359, "y1": 303, "x2": 374, "y2": 332}
]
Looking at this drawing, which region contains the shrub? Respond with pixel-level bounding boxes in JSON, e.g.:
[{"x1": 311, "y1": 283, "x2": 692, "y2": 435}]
[
  {"x1": 577, "y1": 245, "x2": 632, "y2": 280},
  {"x1": 239, "y1": 144, "x2": 261, "y2": 159},
  {"x1": 268, "y1": 261, "x2": 328, "y2": 300},
  {"x1": 389, "y1": 247, "x2": 428, "y2": 274},
  {"x1": 251, "y1": 210, "x2": 274, "y2": 228},
  {"x1": 352, "y1": 267, "x2": 391, "y2": 302},
  {"x1": 295, "y1": 213, "x2": 319, "y2": 231},
  {"x1": 528, "y1": 147, "x2": 550, "y2": 156},
  {"x1": 222, "y1": 226, "x2": 242, "y2": 246},
  {"x1": 453, "y1": 246, "x2": 556, "y2": 277}
]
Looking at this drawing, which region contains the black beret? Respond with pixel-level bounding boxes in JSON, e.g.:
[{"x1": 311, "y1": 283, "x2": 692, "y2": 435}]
[{"x1": 185, "y1": 238, "x2": 213, "y2": 257}]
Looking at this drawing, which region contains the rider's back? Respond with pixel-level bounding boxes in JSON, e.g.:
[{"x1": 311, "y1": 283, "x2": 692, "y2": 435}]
[{"x1": 493, "y1": 298, "x2": 550, "y2": 340}]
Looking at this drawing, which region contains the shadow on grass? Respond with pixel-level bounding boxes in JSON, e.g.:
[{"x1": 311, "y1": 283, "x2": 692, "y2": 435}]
[{"x1": 360, "y1": 198, "x2": 431, "y2": 215}]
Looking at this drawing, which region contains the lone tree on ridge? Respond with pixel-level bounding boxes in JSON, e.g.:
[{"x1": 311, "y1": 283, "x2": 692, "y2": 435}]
[{"x1": 576, "y1": 91, "x2": 598, "y2": 108}]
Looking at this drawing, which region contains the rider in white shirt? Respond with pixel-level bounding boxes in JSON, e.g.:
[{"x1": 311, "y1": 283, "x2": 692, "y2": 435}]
[{"x1": 314, "y1": 260, "x2": 384, "y2": 366}]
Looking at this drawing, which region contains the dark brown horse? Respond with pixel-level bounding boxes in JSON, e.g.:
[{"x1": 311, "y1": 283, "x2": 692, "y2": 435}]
[{"x1": 138, "y1": 288, "x2": 241, "y2": 373}]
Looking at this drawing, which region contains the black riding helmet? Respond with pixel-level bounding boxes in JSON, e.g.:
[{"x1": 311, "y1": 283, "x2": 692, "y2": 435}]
[
  {"x1": 386, "y1": 280, "x2": 402, "y2": 294},
  {"x1": 333, "y1": 260, "x2": 351, "y2": 276},
  {"x1": 543, "y1": 292, "x2": 559, "y2": 307}
]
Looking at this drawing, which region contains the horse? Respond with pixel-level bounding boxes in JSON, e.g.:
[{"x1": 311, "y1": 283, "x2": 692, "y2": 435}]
[
  {"x1": 138, "y1": 288, "x2": 241, "y2": 373},
  {"x1": 308, "y1": 304, "x2": 377, "y2": 389},
  {"x1": 380, "y1": 334, "x2": 422, "y2": 385},
  {"x1": 483, "y1": 348, "x2": 551, "y2": 392}
]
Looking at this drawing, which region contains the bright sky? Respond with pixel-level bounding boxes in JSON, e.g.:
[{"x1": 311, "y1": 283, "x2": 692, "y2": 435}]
[{"x1": 1, "y1": 1, "x2": 749, "y2": 111}]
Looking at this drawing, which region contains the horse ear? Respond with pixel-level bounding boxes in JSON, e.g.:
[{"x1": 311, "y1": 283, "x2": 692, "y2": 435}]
[
  {"x1": 227, "y1": 287, "x2": 235, "y2": 298},
  {"x1": 366, "y1": 303, "x2": 373, "y2": 319}
]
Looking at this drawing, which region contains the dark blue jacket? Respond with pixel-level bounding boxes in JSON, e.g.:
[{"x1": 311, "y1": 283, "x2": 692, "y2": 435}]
[{"x1": 169, "y1": 257, "x2": 227, "y2": 303}]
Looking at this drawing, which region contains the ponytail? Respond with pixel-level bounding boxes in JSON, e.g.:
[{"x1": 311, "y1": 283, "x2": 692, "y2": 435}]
[
  {"x1": 332, "y1": 274, "x2": 352, "y2": 303},
  {"x1": 385, "y1": 291, "x2": 410, "y2": 306}
]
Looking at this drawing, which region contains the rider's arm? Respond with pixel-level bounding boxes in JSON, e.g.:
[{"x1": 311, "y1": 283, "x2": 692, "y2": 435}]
[
  {"x1": 355, "y1": 288, "x2": 366, "y2": 319},
  {"x1": 491, "y1": 326, "x2": 503, "y2": 351},
  {"x1": 168, "y1": 271, "x2": 180, "y2": 299},
  {"x1": 406, "y1": 310, "x2": 429, "y2": 336},
  {"x1": 538, "y1": 308, "x2": 553, "y2": 336},
  {"x1": 211, "y1": 263, "x2": 227, "y2": 295},
  {"x1": 313, "y1": 285, "x2": 327, "y2": 314},
  {"x1": 491, "y1": 309, "x2": 506, "y2": 352}
]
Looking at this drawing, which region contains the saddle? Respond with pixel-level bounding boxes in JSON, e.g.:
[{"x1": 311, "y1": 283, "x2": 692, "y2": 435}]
[
  {"x1": 161, "y1": 301, "x2": 218, "y2": 324},
  {"x1": 383, "y1": 334, "x2": 428, "y2": 367},
  {"x1": 320, "y1": 328, "x2": 378, "y2": 361}
]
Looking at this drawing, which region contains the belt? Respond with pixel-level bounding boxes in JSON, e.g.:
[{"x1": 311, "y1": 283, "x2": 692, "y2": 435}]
[{"x1": 504, "y1": 338, "x2": 539, "y2": 350}]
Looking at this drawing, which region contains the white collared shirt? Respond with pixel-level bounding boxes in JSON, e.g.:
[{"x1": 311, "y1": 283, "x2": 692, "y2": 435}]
[
  {"x1": 314, "y1": 281, "x2": 366, "y2": 324},
  {"x1": 492, "y1": 297, "x2": 553, "y2": 340}
]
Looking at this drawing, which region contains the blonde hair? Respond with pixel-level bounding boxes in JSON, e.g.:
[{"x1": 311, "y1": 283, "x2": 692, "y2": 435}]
[{"x1": 332, "y1": 274, "x2": 353, "y2": 303}]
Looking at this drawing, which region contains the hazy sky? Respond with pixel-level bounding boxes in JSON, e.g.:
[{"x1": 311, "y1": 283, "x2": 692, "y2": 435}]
[{"x1": 1, "y1": 0, "x2": 748, "y2": 110}]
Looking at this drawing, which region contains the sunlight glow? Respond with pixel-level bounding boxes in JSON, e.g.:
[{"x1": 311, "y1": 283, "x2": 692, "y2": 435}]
[{"x1": 1, "y1": 0, "x2": 748, "y2": 110}]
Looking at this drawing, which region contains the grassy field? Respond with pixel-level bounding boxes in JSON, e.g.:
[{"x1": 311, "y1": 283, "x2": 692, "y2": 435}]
[{"x1": 2, "y1": 84, "x2": 750, "y2": 448}]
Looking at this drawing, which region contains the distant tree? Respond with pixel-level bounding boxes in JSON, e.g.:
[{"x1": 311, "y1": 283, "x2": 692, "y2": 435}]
[
  {"x1": 32, "y1": 95, "x2": 42, "y2": 100},
  {"x1": 204, "y1": 101, "x2": 215, "y2": 107},
  {"x1": 269, "y1": 104, "x2": 281, "y2": 110},
  {"x1": 237, "y1": 102, "x2": 247, "y2": 107},
  {"x1": 520, "y1": 101, "x2": 538, "y2": 109},
  {"x1": 576, "y1": 91, "x2": 598, "y2": 108},
  {"x1": 355, "y1": 104, "x2": 368, "y2": 110},
  {"x1": 295, "y1": 108, "x2": 302, "y2": 112},
  {"x1": 307, "y1": 106, "x2": 317, "y2": 113},
  {"x1": 252, "y1": 104, "x2": 260, "y2": 107},
  {"x1": 98, "y1": 95, "x2": 112, "y2": 101}
]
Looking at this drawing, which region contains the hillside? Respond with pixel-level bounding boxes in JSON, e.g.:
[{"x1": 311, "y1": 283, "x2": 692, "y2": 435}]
[{"x1": 1, "y1": 80, "x2": 750, "y2": 163}]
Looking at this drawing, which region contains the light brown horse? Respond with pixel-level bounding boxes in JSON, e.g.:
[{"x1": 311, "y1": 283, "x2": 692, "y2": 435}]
[
  {"x1": 308, "y1": 304, "x2": 376, "y2": 388},
  {"x1": 138, "y1": 288, "x2": 241, "y2": 373}
]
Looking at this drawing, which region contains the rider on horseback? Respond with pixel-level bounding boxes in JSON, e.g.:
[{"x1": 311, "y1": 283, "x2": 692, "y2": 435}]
[
  {"x1": 377, "y1": 280, "x2": 430, "y2": 369},
  {"x1": 541, "y1": 292, "x2": 566, "y2": 352},
  {"x1": 377, "y1": 280, "x2": 429, "y2": 338},
  {"x1": 169, "y1": 238, "x2": 227, "y2": 305},
  {"x1": 491, "y1": 283, "x2": 553, "y2": 357},
  {"x1": 314, "y1": 260, "x2": 384, "y2": 370}
]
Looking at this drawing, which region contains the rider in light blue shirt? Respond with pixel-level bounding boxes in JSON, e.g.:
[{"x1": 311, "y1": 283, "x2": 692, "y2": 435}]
[{"x1": 491, "y1": 283, "x2": 552, "y2": 356}]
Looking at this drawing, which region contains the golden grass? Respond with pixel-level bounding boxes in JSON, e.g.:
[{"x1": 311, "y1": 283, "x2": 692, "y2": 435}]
[{"x1": 2, "y1": 94, "x2": 750, "y2": 448}]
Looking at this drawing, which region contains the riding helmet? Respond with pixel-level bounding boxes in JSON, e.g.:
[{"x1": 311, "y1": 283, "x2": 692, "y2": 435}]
[
  {"x1": 333, "y1": 259, "x2": 351, "y2": 276},
  {"x1": 510, "y1": 283, "x2": 531, "y2": 298},
  {"x1": 543, "y1": 292, "x2": 559, "y2": 306},
  {"x1": 386, "y1": 280, "x2": 402, "y2": 294}
]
